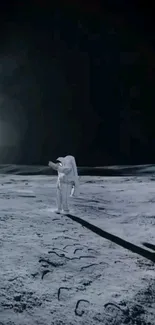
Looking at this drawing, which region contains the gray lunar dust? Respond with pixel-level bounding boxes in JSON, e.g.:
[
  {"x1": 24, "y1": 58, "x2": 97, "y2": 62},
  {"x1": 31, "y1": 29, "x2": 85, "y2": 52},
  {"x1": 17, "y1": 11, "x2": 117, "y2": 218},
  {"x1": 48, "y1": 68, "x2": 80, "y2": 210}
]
[{"x1": 0, "y1": 175, "x2": 155, "y2": 324}]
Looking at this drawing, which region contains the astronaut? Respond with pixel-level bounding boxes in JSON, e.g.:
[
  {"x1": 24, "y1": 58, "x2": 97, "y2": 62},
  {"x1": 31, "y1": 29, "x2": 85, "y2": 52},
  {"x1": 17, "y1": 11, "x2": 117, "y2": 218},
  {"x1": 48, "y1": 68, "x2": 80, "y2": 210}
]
[{"x1": 48, "y1": 155, "x2": 79, "y2": 214}]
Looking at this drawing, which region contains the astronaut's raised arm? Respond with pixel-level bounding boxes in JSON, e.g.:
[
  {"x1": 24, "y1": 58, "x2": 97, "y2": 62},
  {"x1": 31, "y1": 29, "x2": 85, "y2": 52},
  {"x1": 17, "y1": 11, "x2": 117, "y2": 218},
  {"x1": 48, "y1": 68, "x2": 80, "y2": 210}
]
[
  {"x1": 48, "y1": 161, "x2": 72, "y2": 174},
  {"x1": 58, "y1": 165, "x2": 72, "y2": 174},
  {"x1": 48, "y1": 161, "x2": 59, "y2": 170}
]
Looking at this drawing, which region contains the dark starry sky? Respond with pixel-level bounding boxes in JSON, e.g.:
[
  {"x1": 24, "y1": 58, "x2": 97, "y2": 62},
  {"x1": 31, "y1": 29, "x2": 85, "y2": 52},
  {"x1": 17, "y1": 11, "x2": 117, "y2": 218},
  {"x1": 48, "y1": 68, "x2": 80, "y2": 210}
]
[{"x1": 0, "y1": 0, "x2": 155, "y2": 166}]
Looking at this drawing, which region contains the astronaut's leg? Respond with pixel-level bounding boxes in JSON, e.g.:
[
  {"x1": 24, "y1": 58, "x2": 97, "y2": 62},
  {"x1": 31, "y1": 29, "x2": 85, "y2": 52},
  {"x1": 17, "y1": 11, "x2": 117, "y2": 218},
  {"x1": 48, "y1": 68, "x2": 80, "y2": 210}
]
[
  {"x1": 61, "y1": 183, "x2": 71, "y2": 213},
  {"x1": 56, "y1": 186, "x2": 62, "y2": 213}
]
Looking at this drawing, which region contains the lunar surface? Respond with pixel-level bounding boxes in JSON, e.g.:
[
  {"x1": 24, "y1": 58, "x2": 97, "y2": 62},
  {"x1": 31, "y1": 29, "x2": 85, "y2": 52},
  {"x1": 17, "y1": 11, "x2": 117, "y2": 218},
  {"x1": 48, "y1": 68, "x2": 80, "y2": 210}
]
[{"x1": 0, "y1": 174, "x2": 155, "y2": 324}]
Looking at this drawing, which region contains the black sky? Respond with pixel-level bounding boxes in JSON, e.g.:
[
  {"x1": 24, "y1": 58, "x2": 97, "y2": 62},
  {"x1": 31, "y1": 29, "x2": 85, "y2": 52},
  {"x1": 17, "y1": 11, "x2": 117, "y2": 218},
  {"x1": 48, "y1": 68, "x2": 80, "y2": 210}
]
[{"x1": 0, "y1": 1, "x2": 155, "y2": 166}]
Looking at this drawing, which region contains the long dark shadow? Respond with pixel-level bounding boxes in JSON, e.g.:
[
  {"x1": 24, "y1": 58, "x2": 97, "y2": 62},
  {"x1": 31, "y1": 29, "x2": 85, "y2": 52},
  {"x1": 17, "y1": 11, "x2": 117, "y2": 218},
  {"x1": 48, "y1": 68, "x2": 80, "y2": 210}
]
[
  {"x1": 142, "y1": 242, "x2": 155, "y2": 252},
  {"x1": 66, "y1": 214, "x2": 155, "y2": 263}
]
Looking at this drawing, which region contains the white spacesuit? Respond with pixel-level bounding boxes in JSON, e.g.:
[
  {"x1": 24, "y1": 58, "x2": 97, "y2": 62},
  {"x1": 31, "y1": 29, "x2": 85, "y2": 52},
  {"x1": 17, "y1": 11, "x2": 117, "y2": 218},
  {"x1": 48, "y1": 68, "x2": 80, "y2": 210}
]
[{"x1": 48, "y1": 155, "x2": 79, "y2": 214}]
